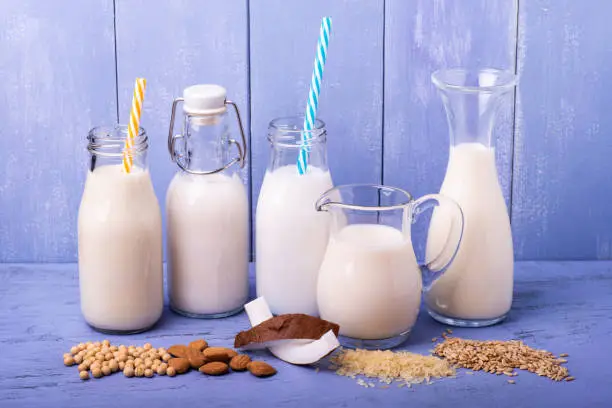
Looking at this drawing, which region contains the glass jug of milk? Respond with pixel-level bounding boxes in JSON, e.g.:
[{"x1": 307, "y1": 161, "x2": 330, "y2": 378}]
[
  {"x1": 256, "y1": 116, "x2": 333, "y2": 316},
  {"x1": 425, "y1": 69, "x2": 518, "y2": 327},
  {"x1": 166, "y1": 84, "x2": 249, "y2": 318},
  {"x1": 316, "y1": 184, "x2": 464, "y2": 349},
  {"x1": 78, "y1": 125, "x2": 163, "y2": 333}
]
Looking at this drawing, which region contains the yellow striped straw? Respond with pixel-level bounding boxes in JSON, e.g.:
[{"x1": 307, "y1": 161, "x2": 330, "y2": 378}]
[{"x1": 122, "y1": 77, "x2": 147, "y2": 173}]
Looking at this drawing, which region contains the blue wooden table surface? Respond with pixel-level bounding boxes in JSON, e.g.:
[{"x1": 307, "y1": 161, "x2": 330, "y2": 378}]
[{"x1": 1, "y1": 262, "x2": 611, "y2": 407}]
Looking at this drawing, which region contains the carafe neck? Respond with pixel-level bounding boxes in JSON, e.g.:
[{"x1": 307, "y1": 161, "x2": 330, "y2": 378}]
[{"x1": 432, "y1": 69, "x2": 517, "y2": 148}]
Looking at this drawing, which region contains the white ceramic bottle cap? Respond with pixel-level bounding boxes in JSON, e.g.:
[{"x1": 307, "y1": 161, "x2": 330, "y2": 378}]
[{"x1": 182, "y1": 84, "x2": 227, "y2": 115}]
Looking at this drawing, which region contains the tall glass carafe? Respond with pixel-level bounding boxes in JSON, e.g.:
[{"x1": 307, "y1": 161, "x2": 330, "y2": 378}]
[
  {"x1": 256, "y1": 116, "x2": 333, "y2": 316},
  {"x1": 166, "y1": 84, "x2": 249, "y2": 318},
  {"x1": 425, "y1": 69, "x2": 517, "y2": 327}
]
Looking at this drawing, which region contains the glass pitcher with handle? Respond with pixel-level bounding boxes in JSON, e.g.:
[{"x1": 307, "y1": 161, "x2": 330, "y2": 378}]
[{"x1": 315, "y1": 184, "x2": 464, "y2": 349}]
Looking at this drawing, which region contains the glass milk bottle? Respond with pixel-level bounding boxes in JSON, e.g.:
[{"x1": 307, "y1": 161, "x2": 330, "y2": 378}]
[
  {"x1": 78, "y1": 125, "x2": 163, "y2": 333},
  {"x1": 256, "y1": 117, "x2": 333, "y2": 316},
  {"x1": 167, "y1": 84, "x2": 249, "y2": 318},
  {"x1": 425, "y1": 68, "x2": 518, "y2": 327}
]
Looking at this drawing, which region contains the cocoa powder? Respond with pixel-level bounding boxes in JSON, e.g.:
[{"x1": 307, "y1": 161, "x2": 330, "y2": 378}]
[{"x1": 234, "y1": 314, "x2": 340, "y2": 349}]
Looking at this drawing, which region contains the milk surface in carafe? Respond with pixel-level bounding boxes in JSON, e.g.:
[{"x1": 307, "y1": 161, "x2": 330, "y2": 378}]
[
  {"x1": 167, "y1": 171, "x2": 249, "y2": 316},
  {"x1": 425, "y1": 142, "x2": 513, "y2": 319},
  {"x1": 317, "y1": 224, "x2": 421, "y2": 340},
  {"x1": 256, "y1": 165, "x2": 333, "y2": 315},
  {"x1": 78, "y1": 165, "x2": 163, "y2": 332}
]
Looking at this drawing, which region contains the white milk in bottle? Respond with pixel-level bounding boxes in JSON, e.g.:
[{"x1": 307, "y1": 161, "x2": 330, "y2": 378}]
[
  {"x1": 317, "y1": 224, "x2": 421, "y2": 340},
  {"x1": 256, "y1": 117, "x2": 333, "y2": 316},
  {"x1": 426, "y1": 143, "x2": 513, "y2": 321},
  {"x1": 167, "y1": 172, "x2": 248, "y2": 316},
  {"x1": 166, "y1": 84, "x2": 249, "y2": 318},
  {"x1": 78, "y1": 126, "x2": 163, "y2": 333}
]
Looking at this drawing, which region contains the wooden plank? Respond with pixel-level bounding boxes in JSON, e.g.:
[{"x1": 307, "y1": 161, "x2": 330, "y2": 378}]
[
  {"x1": 383, "y1": 0, "x2": 517, "y2": 202},
  {"x1": 0, "y1": 0, "x2": 117, "y2": 262},
  {"x1": 1, "y1": 261, "x2": 611, "y2": 406},
  {"x1": 512, "y1": 0, "x2": 612, "y2": 260},
  {"x1": 249, "y1": 0, "x2": 384, "y2": 255},
  {"x1": 115, "y1": 0, "x2": 250, "y2": 258}
]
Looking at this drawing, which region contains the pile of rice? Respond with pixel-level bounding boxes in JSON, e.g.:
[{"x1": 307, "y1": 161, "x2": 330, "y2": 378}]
[{"x1": 330, "y1": 348, "x2": 455, "y2": 387}]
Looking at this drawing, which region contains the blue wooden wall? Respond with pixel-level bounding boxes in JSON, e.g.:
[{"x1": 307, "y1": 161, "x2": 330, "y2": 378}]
[{"x1": 0, "y1": 0, "x2": 610, "y2": 262}]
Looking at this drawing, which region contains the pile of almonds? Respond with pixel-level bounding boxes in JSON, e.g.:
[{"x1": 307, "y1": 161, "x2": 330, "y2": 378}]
[{"x1": 63, "y1": 339, "x2": 276, "y2": 380}]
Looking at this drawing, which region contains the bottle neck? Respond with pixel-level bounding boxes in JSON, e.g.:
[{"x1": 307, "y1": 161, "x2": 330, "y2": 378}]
[
  {"x1": 267, "y1": 116, "x2": 328, "y2": 172},
  {"x1": 176, "y1": 111, "x2": 234, "y2": 174},
  {"x1": 268, "y1": 138, "x2": 328, "y2": 172},
  {"x1": 88, "y1": 125, "x2": 149, "y2": 172}
]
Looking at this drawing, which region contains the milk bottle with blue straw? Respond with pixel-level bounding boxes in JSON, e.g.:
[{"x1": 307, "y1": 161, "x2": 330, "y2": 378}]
[{"x1": 256, "y1": 17, "x2": 333, "y2": 316}]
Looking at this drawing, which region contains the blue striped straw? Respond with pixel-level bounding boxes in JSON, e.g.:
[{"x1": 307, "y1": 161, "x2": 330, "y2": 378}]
[{"x1": 297, "y1": 17, "x2": 332, "y2": 175}]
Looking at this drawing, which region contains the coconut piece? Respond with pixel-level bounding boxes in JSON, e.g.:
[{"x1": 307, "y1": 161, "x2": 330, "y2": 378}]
[
  {"x1": 245, "y1": 296, "x2": 273, "y2": 324},
  {"x1": 235, "y1": 338, "x2": 314, "y2": 351},
  {"x1": 263, "y1": 330, "x2": 339, "y2": 365},
  {"x1": 240, "y1": 297, "x2": 340, "y2": 365},
  {"x1": 234, "y1": 313, "x2": 339, "y2": 349}
]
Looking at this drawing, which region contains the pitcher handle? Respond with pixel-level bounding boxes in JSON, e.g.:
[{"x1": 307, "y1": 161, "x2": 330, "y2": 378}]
[{"x1": 410, "y1": 194, "x2": 464, "y2": 291}]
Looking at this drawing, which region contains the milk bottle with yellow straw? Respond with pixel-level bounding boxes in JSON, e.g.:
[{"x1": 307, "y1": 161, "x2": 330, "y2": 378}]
[{"x1": 78, "y1": 78, "x2": 163, "y2": 333}]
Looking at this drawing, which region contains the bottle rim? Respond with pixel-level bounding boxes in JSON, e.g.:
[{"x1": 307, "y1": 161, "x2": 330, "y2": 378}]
[
  {"x1": 88, "y1": 124, "x2": 148, "y2": 156},
  {"x1": 267, "y1": 116, "x2": 327, "y2": 148}
]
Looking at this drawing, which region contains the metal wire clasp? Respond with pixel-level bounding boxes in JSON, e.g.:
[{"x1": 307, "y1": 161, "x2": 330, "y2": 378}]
[{"x1": 167, "y1": 97, "x2": 247, "y2": 175}]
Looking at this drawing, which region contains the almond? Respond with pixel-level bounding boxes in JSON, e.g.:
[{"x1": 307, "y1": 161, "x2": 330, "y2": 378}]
[
  {"x1": 229, "y1": 354, "x2": 251, "y2": 371},
  {"x1": 203, "y1": 347, "x2": 235, "y2": 363},
  {"x1": 167, "y1": 345, "x2": 189, "y2": 358},
  {"x1": 185, "y1": 348, "x2": 207, "y2": 369},
  {"x1": 189, "y1": 339, "x2": 208, "y2": 352},
  {"x1": 247, "y1": 361, "x2": 277, "y2": 377},
  {"x1": 168, "y1": 357, "x2": 190, "y2": 374},
  {"x1": 199, "y1": 362, "x2": 229, "y2": 376}
]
